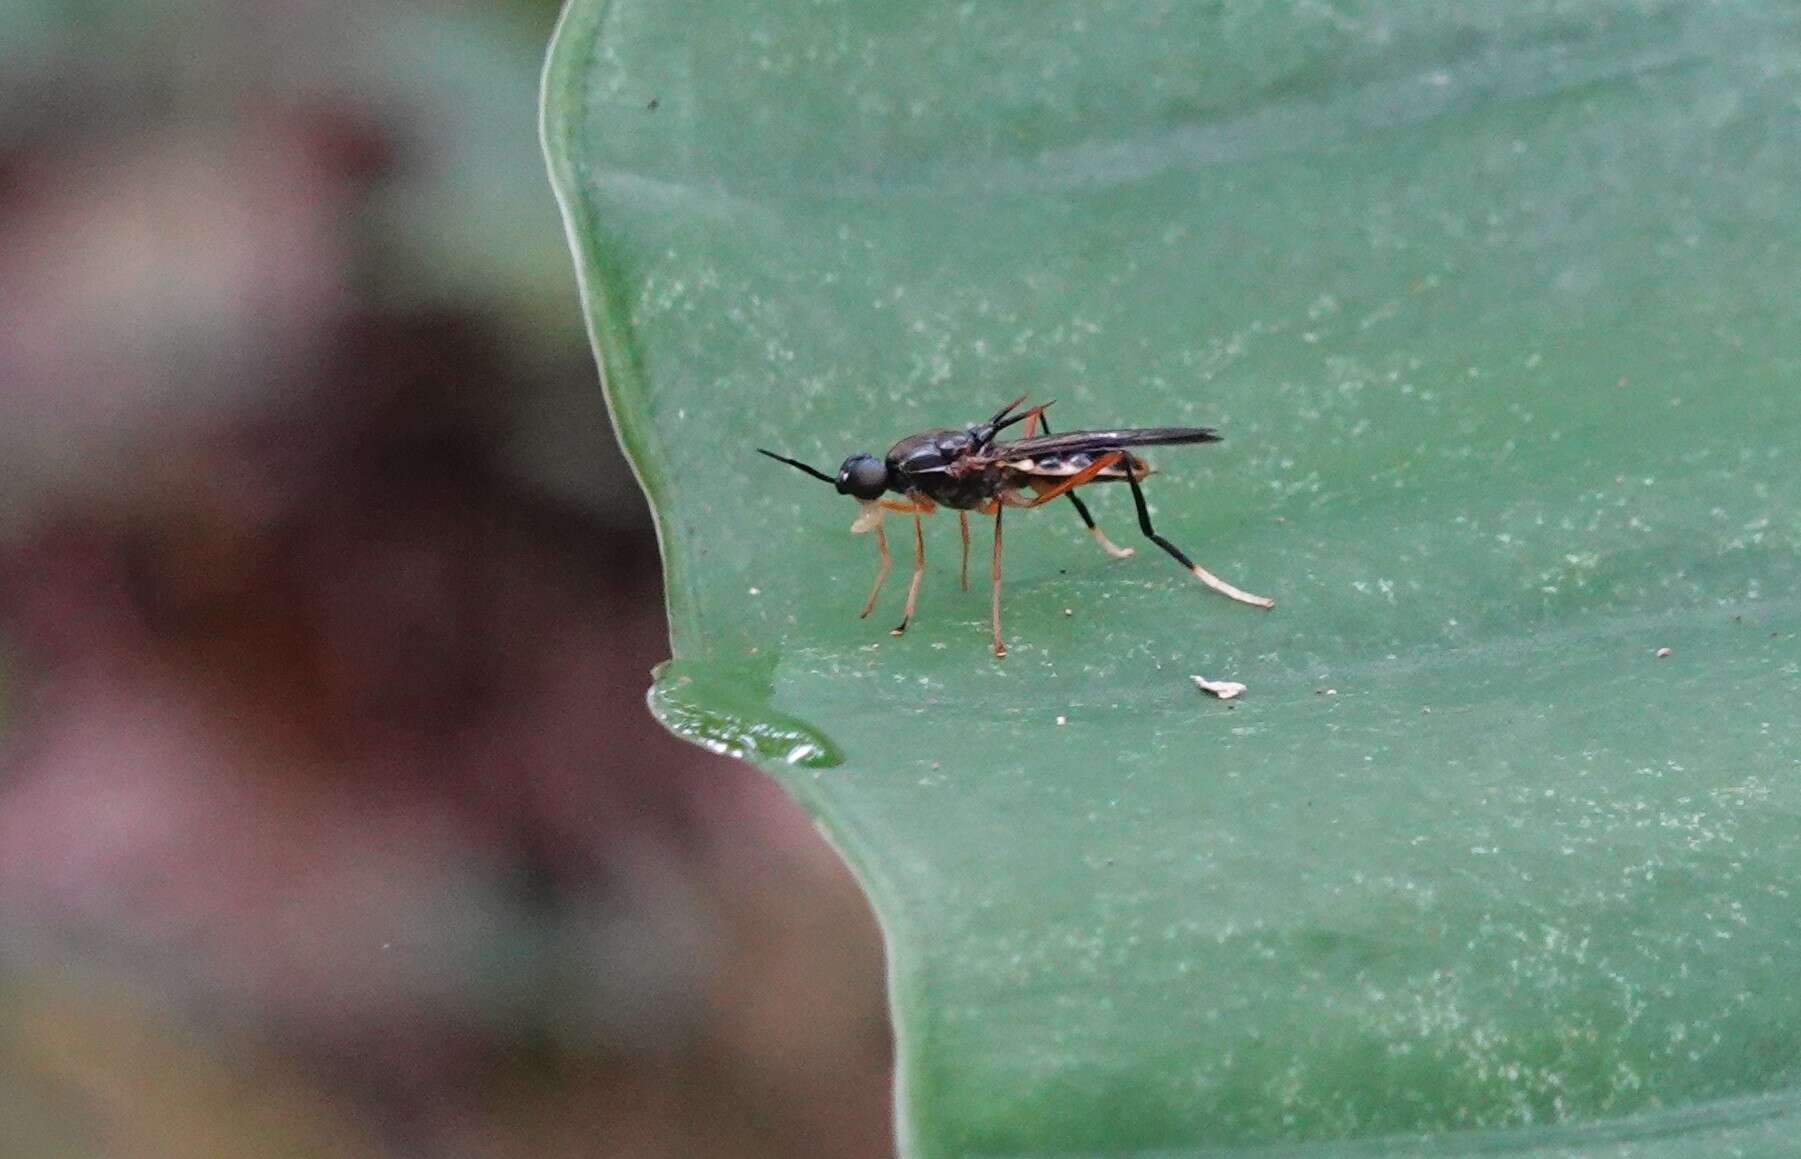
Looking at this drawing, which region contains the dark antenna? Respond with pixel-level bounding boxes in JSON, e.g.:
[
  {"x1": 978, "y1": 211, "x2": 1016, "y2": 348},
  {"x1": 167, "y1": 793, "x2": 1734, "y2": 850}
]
[{"x1": 757, "y1": 448, "x2": 835, "y2": 484}]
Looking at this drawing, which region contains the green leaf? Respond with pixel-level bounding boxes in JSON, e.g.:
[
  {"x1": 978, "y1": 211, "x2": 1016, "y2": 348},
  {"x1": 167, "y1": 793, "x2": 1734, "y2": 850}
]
[{"x1": 543, "y1": 2, "x2": 1801, "y2": 1154}]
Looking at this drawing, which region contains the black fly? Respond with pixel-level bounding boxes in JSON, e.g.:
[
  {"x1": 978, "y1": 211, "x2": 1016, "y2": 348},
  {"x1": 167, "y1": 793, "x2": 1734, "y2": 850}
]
[{"x1": 759, "y1": 395, "x2": 1272, "y2": 656}]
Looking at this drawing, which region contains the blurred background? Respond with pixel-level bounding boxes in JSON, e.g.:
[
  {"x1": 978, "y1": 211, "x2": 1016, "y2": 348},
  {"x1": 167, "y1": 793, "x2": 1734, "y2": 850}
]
[{"x1": 0, "y1": 1, "x2": 891, "y2": 1155}]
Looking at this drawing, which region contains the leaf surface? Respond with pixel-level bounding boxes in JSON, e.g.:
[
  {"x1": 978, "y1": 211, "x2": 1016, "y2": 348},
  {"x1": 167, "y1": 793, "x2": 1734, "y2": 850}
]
[{"x1": 544, "y1": 2, "x2": 1801, "y2": 1152}]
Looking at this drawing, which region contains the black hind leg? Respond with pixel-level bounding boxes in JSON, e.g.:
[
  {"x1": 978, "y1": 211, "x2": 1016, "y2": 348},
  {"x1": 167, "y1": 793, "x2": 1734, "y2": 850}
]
[{"x1": 1122, "y1": 463, "x2": 1274, "y2": 609}]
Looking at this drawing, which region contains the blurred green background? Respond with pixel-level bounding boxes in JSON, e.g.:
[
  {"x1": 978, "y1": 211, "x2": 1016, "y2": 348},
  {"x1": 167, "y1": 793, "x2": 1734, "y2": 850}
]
[{"x1": 0, "y1": 2, "x2": 890, "y2": 1156}]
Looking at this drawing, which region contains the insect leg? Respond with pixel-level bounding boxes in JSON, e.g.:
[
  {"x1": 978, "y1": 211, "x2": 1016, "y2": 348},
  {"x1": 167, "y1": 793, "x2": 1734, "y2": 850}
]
[
  {"x1": 1022, "y1": 452, "x2": 1125, "y2": 507},
  {"x1": 991, "y1": 505, "x2": 1007, "y2": 657},
  {"x1": 1063, "y1": 491, "x2": 1136, "y2": 558},
  {"x1": 894, "y1": 511, "x2": 927, "y2": 635},
  {"x1": 1122, "y1": 462, "x2": 1274, "y2": 609},
  {"x1": 858, "y1": 522, "x2": 893, "y2": 618},
  {"x1": 1032, "y1": 413, "x2": 1135, "y2": 558},
  {"x1": 958, "y1": 510, "x2": 971, "y2": 591}
]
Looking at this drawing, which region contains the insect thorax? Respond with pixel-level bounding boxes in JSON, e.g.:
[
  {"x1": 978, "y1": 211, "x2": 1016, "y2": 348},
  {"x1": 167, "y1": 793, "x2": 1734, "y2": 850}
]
[{"x1": 882, "y1": 428, "x2": 1002, "y2": 509}]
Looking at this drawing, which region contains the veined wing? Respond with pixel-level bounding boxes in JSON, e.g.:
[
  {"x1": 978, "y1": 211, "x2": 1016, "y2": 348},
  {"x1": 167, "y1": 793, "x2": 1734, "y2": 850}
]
[
  {"x1": 992, "y1": 427, "x2": 1220, "y2": 459},
  {"x1": 986, "y1": 427, "x2": 1221, "y2": 475}
]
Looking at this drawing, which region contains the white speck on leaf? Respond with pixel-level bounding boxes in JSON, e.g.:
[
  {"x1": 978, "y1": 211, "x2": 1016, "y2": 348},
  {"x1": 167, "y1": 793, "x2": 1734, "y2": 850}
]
[{"x1": 1192, "y1": 676, "x2": 1246, "y2": 701}]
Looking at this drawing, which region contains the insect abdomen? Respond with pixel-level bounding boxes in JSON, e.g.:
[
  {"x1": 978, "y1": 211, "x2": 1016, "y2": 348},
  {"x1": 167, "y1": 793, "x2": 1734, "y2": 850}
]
[{"x1": 1004, "y1": 452, "x2": 1147, "y2": 480}]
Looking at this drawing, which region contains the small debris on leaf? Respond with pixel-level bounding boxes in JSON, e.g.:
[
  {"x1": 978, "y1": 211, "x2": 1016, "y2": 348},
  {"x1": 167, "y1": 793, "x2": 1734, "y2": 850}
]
[
  {"x1": 1191, "y1": 676, "x2": 1247, "y2": 700},
  {"x1": 1055, "y1": 715, "x2": 1067, "y2": 726},
  {"x1": 1316, "y1": 687, "x2": 1338, "y2": 697},
  {"x1": 1655, "y1": 646, "x2": 1673, "y2": 658}
]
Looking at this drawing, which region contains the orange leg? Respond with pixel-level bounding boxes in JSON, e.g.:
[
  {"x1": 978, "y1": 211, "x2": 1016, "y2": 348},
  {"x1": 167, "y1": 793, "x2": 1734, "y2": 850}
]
[
  {"x1": 958, "y1": 511, "x2": 970, "y2": 590},
  {"x1": 893, "y1": 511, "x2": 927, "y2": 635},
  {"x1": 858, "y1": 522, "x2": 892, "y2": 618},
  {"x1": 990, "y1": 506, "x2": 1006, "y2": 657},
  {"x1": 1020, "y1": 452, "x2": 1125, "y2": 507}
]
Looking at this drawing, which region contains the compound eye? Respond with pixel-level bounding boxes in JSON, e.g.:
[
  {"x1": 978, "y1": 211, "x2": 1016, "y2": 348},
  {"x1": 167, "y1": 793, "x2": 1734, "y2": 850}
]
[{"x1": 836, "y1": 453, "x2": 888, "y2": 500}]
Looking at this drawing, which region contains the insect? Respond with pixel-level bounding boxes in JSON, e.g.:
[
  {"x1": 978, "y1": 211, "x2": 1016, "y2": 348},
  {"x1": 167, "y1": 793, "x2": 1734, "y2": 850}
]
[{"x1": 758, "y1": 395, "x2": 1272, "y2": 656}]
